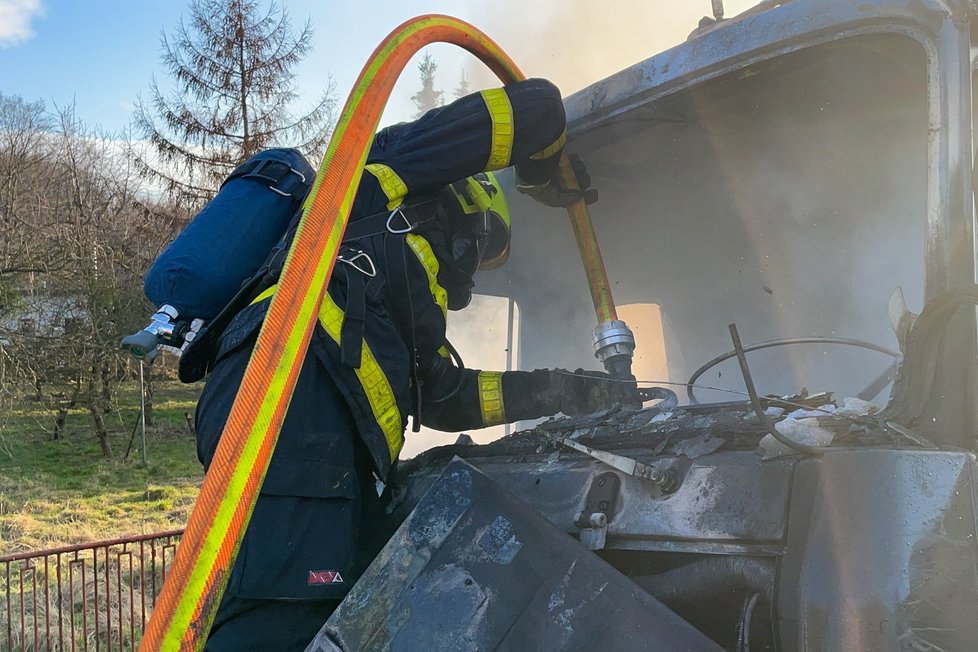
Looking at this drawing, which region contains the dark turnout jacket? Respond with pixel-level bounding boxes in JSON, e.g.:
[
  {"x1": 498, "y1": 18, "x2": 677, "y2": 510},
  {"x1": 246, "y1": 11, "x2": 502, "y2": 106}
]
[{"x1": 195, "y1": 79, "x2": 568, "y2": 607}]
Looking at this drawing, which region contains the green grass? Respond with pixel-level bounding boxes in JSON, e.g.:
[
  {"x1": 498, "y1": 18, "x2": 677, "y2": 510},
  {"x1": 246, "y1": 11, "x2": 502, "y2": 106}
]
[{"x1": 0, "y1": 382, "x2": 205, "y2": 553}]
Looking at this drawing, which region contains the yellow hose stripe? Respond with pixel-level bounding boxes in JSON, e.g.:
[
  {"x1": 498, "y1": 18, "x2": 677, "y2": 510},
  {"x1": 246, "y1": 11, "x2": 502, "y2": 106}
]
[
  {"x1": 478, "y1": 371, "x2": 506, "y2": 426},
  {"x1": 167, "y1": 209, "x2": 344, "y2": 650},
  {"x1": 480, "y1": 88, "x2": 514, "y2": 170},
  {"x1": 364, "y1": 163, "x2": 409, "y2": 210},
  {"x1": 317, "y1": 294, "x2": 404, "y2": 460},
  {"x1": 149, "y1": 15, "x2": 534, "y2": 649},
  {"x1": 182, "y1": 198, "x2": 345, "y2": 649},
  {"x1": 530, "y1": 128, "x2": 566, "y2": 160},
  {"x1": 406, "y1": 233, "x2": 448, "y2": 319}
]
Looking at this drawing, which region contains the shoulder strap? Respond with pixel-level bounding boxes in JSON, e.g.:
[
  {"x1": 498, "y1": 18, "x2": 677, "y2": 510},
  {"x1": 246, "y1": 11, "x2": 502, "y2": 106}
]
[
  {"x1": 341, "y1": 196, "x2": 443, "y2": 242},
  {"x1": 180, "y1": 196, "x2": 443, "y2": 384},
  {"x1": 223, "y1": 156, "x2": 310, "y2": 203}
]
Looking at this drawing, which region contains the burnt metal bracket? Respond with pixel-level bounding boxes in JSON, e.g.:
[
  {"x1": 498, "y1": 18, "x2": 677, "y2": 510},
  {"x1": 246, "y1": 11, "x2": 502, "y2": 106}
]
[{"x1": 575, "y1": 472, "x2": 621, "y2": 550}]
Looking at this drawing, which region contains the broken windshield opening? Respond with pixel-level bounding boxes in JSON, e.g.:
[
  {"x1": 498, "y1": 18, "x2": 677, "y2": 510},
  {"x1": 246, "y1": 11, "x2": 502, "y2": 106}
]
[{"x1": 486, "y1": 32, "x2": 928, "y2": 407}]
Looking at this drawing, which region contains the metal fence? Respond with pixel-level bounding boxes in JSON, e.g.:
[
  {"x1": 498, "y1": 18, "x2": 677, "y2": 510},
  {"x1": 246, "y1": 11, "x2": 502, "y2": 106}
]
[{"x1": 1, "y1": 530, "x2": 183, "y2": 652}]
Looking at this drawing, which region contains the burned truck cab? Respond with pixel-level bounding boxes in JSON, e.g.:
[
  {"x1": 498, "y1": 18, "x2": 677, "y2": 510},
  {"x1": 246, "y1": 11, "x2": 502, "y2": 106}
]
[{"x1": 318, "y1": 2, "x2": 978, "y2": 650}]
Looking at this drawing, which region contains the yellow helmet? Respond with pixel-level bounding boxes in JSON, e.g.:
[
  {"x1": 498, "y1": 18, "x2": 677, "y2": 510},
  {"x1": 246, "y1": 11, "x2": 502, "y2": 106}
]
[{"x1": 447, "y1": 172, "x2": 511, "y2": 271}]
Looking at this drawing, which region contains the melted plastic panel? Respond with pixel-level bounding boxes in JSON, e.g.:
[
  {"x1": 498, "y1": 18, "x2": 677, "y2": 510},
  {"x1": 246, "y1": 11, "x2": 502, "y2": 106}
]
[
  {"x1": 308, "y1": 458, "x2": 723, "y2": 652},
  {"x1": 483, "y1": 34, "x2": 928, "y2": 403}
]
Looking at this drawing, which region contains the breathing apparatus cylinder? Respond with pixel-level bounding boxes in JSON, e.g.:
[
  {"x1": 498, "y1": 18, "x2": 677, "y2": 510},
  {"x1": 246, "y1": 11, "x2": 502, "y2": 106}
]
[
  {"x1": 144, "y1": 148, "x2": 314, "y2": 320},
  {"x1": 125, "y1": 148, "x2": 314, "y2": 360}
]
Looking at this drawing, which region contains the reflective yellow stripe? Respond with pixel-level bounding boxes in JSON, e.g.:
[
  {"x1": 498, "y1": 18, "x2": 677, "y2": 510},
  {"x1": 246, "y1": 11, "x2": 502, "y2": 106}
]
[
  {"x1": 251, "y1": 286, "x2": 277, "y2": 305},
  {"x1": 478, "y1": 371, "x2": 506, "y2": 426},
  {"x1": 318, "y1": 294, "x2": 403, "y2": 461},
  {"x1": 437, "y1": 345, "x2": 451, "y2": 358},
  {"x1": 406, "y1": 234, "x2": 448, "y2": 319},
  {"x1": 480, "y1": 88, "x2": 514, "y2": 170},
  {"x1": 364, "y1": 163, "x2": 408, "y2": 210},
  {"x1": 249, "y1": 285, "x2": 403, "y2": 461},
  {"x1": 530, "y1": 128, "x2": 566, "y2": 160},
  {"x1": 449, "y1": 184, "x2": 480, "y2": 215}
]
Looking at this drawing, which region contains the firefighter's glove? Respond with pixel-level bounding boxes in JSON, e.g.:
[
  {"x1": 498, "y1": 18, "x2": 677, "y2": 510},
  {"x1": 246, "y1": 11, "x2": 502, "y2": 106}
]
[
  {"x1": 517, "y1": 154, "x2": 598, "y2": 208},
  {"x1": 550, "y1": 368, "x2": 639, "y2": 416}
]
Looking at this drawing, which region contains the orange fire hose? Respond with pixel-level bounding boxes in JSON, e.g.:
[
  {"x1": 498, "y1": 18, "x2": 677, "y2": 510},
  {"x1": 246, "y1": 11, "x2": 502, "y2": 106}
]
[{"x1": 139, "y1": 14, "x2": 621, "y2": 651}]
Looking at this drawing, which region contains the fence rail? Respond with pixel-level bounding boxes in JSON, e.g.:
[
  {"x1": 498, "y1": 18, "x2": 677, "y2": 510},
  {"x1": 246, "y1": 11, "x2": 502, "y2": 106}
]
[{"x1": 2, "y1": 530, "x2": 184, "y2": 651}]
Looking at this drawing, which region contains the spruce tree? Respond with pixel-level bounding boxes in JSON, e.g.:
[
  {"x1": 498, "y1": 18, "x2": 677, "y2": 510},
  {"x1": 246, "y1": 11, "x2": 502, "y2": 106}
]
[
  {"x1": 135, "y1": 0, "x2": 336, "y2": 203},
  {"x1": 410, "y1": 52, "x2": 444, "y2": 119},
  {"x1": 452, "y1": 69, "x2": 470, "y2": 100}
]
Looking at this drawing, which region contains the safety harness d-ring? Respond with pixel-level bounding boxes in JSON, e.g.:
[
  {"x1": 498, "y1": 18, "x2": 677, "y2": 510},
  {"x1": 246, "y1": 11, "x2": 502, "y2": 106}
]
[
  {"x1": 386, "y1": 206, "x2": 414, "y2": 234},
  {"x1": 338, "y1": 250, "x2": 378, "y2": 277}
]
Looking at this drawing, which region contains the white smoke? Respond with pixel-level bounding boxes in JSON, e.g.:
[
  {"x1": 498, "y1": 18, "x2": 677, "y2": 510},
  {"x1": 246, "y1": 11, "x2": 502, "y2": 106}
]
[{"x1": 463, "y1": 0, "x2": 762, "y2": 94}]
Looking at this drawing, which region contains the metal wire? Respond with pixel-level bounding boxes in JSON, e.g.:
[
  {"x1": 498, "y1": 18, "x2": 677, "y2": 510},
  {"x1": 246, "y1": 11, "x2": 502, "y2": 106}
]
[
  {"x1": 685, "y1": 336, "x2": 901, "y2": 405},
  {"x1": 547, "y1": 369, "x2": 837, "y2": 416},
  {"x1": 728, "y1": 324, "x2": 823, "y2": 456}
]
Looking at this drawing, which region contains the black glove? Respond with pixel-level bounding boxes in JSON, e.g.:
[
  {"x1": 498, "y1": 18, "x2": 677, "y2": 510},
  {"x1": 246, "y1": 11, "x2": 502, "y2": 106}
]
[
  {"x1": 517, "y1": 154, "x2": 598, "y2": 208},
  {"x1": 547, "y1": 368, "x2": 639, "y2": 416}
]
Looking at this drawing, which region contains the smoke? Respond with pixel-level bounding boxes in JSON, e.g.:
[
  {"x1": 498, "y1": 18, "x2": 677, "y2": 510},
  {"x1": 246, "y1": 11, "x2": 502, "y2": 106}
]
[
  {"x1": 464, "y1": 0, "x2": 760, "y2": 95},
  {"x1": 403, "y1": 5, "x2": 931, "y2": 456},
  {"x1": 477, "y1": 30, "x2": 930, "y2": 406}
]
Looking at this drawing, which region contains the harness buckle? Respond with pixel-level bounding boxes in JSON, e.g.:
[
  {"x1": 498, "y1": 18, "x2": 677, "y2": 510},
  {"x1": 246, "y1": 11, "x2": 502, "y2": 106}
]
[
  {"x1": 338, "y1": 250, "x2": 377, "y2": 277},
  {"x1": 243, "y1": 159, "x2": 308, "y2": 197},
  {"x1": 386, "y1": 206, "x2": 413, "y2": 234}
]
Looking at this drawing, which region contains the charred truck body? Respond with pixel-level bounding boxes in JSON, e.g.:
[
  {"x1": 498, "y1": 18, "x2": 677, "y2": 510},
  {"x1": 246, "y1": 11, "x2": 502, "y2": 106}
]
[{"x1": 310, "y1": 1, "x2": 978, "y2": 650}]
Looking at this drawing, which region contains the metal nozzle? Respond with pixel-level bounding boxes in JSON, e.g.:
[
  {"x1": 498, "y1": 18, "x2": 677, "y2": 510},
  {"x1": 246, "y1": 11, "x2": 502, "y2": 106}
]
[{"x1": 592, "y1": 320, "x2": 636, "y2": 378}]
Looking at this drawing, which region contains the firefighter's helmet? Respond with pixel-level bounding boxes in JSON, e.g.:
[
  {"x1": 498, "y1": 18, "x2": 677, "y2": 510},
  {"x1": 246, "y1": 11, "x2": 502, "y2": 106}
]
[{"x1": 445, "y1": 171, "x2": 511, "y2": 271}]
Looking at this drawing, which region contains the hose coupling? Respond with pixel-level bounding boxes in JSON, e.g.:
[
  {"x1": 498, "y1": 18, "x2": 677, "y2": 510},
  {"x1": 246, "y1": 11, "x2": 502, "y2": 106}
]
[{"x1": 592, "y1": 319, "x2": 636, "y2": 379}]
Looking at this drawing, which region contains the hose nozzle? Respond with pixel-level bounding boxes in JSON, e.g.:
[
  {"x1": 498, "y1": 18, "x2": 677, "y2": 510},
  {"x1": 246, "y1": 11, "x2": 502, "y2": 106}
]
[{"x1": 592, "y1": 319, "x2": 636, "y2": 379}]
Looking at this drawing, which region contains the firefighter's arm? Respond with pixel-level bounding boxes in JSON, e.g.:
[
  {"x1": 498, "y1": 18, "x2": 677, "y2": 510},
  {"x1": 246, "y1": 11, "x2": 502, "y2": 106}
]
[
  {"x1": 417, "y1": 364, "x2": 640, "y2": 432},
  {"x1": 386, "y1": 235, "x2": 635, "y2": 430},
  {"x1": 416, "y1": 364, "x2": 558, "y2": 432},
  {"x1": 382, "y1": 233, "x2": 556, "y2": 430},
  {"x1": 357, "y1": 78, "x2": 568, "y2": 211}
]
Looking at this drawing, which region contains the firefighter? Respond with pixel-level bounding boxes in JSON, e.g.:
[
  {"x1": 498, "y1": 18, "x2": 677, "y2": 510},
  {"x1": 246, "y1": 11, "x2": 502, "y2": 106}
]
[{"x1": 195, "y1": 78, "x2": 635, "y2": 651}]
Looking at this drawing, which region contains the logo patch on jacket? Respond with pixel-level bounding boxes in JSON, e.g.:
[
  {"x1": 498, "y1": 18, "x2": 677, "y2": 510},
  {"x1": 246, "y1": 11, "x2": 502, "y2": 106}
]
[{"x1": 308, "y1": 570, "x2": 344, "y2": 585}]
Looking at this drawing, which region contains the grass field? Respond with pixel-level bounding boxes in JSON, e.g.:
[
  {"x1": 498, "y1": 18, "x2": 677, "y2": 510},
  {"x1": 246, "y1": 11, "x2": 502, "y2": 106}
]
[{"x1": 0, "y1": 381, "x2": 205, "y2": 554}]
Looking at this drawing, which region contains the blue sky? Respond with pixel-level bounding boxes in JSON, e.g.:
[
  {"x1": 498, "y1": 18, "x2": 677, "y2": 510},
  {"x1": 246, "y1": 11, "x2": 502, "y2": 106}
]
[{"x1": 0, "y1": 0, "x2": 758, "y2": 134}]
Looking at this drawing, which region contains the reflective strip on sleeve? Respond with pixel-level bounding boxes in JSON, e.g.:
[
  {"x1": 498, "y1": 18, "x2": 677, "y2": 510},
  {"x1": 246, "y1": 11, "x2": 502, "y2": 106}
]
[
  {"x1": 530, "y1": 129, "x2": 566, "y2": 160},
  {"x1": 405, "y1": 234, "x2": 448, "y2": 319},
  {"x1": 478, "y1": 371, "x2": 506, "y2": 426},
  {"x1": 437, "y1": 345, "x2": 451, "y2": 358},
  {"x1": 364, "y1": 163, "x2": 408, "y2": 210},
  {"x1": 480, "y1": 88, "x2": 514, "y2": 170},
  {"x1": 249, "y1": 284, "x2": 403, "y2": 462}
]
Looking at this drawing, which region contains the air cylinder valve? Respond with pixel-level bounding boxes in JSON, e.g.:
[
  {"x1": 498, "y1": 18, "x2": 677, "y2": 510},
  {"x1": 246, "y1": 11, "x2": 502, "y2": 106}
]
[{"x1": 121, "y1": 305, "x2": 203, "y2": 363}]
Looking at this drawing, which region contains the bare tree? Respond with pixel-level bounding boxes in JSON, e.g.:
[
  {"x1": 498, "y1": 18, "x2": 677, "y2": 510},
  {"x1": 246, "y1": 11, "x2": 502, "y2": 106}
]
[
  {"x1": 411, "y1": 52, "x2": 444, "y2": 119},
  {"x1": 134, "y1": 0, "x2": 337, "y2": 203},
  {"x1": 0, "y1": 93, "x2": 65, "y2": 285},
  {"x1": 0, "y1": 97, "x2": 179, "y2": 455}
]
